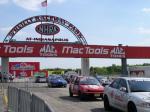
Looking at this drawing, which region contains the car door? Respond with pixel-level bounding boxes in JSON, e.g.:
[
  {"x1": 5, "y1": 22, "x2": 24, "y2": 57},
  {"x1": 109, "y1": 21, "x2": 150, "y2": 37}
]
[
  {"x1": 108, "y1": 78, "x2": 121, "y2": 107},
  {"x1": 113, "y1": 79, "x2": 129, "y2": 111},
  {"x1": 73, "y1": 77, "x2": 80, "y2": 94}
]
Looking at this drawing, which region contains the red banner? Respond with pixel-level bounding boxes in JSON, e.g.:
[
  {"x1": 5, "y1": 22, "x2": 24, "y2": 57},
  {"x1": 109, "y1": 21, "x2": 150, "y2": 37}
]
[
  {"x1": 1, "y1": 43, "x2": 150, "y2": 58},
  {"x1": 0, "y1": 43, "x2": 126, "y2": 58},
  {"x1": 125, "y1": 46, "x2": 150, "y2": 59}
]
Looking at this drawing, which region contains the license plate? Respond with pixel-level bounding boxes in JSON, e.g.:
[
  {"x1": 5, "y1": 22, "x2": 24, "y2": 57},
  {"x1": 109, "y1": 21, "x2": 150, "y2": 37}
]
[
  {"x1": 40, "y1": 79, "x2": 46, "y2": 81},
  {"x1": 94, "y1": 94, "x2": 100, "y2": 97}
]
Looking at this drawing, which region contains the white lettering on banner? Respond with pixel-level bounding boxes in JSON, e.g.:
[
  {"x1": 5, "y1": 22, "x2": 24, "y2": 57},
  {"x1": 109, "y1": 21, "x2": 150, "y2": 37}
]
[
  {"x1": 62, "y1": 46, "x2": 84, "y2": 54},
  {"x1": 110, "y1": 47, "x2": 125, "y2": 58},
  {"x1": 11, "y1": 63, "x2": 35, "y2": 70},
  {"x1": 85, "y1": 47, "x2": 109, "y2": 54},
  {"x1": 4, "y1": 45, "x2": 33, "y2": 53},
  {"x1": 40, "y1": 45, "x2": 57, "y2": 56},
  {"x1": 62, "y1": 46, "x2": 109, "y2": 55}
]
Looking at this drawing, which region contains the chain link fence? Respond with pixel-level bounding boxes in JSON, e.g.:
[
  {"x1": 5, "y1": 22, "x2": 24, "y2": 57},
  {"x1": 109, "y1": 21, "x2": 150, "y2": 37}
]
[{"x1": 8, "y1": 86, "x2": 53, "y2": 112}]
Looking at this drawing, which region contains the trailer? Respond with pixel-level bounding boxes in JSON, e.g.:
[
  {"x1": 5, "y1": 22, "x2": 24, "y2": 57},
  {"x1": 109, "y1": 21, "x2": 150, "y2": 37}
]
[{"x1": 128, "y1": 66, "x2": 150, "y2": 77}]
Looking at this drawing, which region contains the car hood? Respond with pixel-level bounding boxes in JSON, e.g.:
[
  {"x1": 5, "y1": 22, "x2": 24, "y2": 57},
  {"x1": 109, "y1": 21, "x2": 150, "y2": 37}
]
[{"x1": 130, "y1": 92, "x2": 150, "y2": 101}]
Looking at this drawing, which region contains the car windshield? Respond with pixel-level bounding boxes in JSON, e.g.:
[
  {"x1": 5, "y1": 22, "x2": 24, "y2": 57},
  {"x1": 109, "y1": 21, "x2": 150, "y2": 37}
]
[
  {"x1": 128, "y1": 80, "x2": 150, "y2": 92},
  {"x1": 80, "y1": 77, "x2": 100, "y2": 85}
]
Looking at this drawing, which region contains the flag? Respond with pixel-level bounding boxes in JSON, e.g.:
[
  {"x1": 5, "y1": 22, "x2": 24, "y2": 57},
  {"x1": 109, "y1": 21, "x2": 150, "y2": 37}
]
[{"x1": 41, "y1": 0, "x2": 47, "y2": 7}]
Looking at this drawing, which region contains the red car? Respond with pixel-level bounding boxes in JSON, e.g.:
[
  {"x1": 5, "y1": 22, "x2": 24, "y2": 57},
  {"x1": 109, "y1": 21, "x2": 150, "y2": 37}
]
[{"x1": 69, "y1": 76, "x2": 104, "y2": 100}]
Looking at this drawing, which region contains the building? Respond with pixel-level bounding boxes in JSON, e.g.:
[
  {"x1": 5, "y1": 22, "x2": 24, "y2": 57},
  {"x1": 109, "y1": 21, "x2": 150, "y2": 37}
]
[{"x1": 128, "y1": 66, "x2": 150, "y2": 77}]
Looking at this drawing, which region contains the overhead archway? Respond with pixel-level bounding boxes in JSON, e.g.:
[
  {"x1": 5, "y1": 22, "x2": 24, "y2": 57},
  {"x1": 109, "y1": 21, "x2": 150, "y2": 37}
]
[
  {"x1": 2, "y1": 15, "x2": 89, "y2": 77},
  {"x1": 3, "y1": 15, "x2": 87, "y2": 45}
]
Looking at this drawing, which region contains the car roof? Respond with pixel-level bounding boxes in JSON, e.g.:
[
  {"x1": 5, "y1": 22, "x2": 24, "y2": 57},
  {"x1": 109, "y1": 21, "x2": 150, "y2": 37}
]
[{"x1": 117, "y1": 77, "x2": 150, "y2": 81}]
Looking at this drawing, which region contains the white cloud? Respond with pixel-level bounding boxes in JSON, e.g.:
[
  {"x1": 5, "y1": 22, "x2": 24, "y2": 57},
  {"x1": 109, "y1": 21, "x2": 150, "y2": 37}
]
[
  {"x1": 0, "y1": 0, "x2": 9, "y2": 4},
  {"x1": 12, "y1": 0, "x2": 66, "y2": 11},
  {"x1": 0, "y1": 27, "x2": 12, "y2": 41},
  {"x1": 142, "y1": 8, "x2": 150, "y2": 13},
  {"x1": 136, "y1": 27, "x2": 150, "y2": 34},
  {"x1": 0, "y1": 27, "x2": 12, "y2": 35},
  {"x1": 0, "y1": 26, "x2": 29, "y2": 42},
  {"x1": 13, "y1": 0, "x2": 43, "y2": 11}
]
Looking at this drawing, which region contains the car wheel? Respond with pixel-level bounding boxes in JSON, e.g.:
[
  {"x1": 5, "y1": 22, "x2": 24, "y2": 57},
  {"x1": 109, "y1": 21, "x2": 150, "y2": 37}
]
[
  {"x1": 104, "y1": 95, "x2": 111, "y2": 111},
  {"x1": 48, "y1": 83, "x2": 52, "y2": 88},
  {"x1": 69, "y1": 88, "x2": 73, "y2": 97},
  {"x1": 79, "y1": 92, "x2": 85, "y2": 100},
  {"x1": 128, "y1": 102, "x2": 137, "y2": 112}
]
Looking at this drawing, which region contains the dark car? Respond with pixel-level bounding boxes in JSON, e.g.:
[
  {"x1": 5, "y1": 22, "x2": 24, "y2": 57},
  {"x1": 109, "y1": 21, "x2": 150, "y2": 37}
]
[
  {"x1": 35, "y1": 76, "x2": 47, "y2": 83},
  {"x1": 0, "y1": 72, "x2": 10, "y2": 82},
  {"x1": 69, "y1": 76, "x2": 104, "y2": 100},
  {"x1": 47, "y1": 75, "x2": 67, "y2": 87}
]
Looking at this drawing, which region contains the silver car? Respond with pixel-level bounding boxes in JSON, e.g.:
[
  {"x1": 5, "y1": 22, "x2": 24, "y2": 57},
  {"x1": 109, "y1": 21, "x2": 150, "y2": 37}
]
[{"x1": 104, "y1": 77, "x2": 150, "y2": 112}]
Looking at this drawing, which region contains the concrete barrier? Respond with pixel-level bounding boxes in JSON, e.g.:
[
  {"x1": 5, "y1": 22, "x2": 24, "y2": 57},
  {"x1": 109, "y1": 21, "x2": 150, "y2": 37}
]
[{"x1": 8, "y1": 86, "x2": 54, "y2": 112}]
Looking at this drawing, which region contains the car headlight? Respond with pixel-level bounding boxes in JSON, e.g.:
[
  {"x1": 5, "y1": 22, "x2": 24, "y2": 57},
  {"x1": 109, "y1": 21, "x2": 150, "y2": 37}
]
[{"x1": 139, "y1": 102, "x2": 150, "y2": 108}]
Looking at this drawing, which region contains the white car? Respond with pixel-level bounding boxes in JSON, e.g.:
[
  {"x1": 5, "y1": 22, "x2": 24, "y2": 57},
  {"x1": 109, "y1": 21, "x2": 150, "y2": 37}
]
[{"x1": 103, "y1": 77, "x2": 150, "y2": 112}]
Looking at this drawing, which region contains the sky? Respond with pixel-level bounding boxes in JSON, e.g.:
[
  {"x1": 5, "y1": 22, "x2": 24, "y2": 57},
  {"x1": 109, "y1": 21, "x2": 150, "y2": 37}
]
[{"x1": 1, "y1": 0, "x2": 150, "y2": 69}]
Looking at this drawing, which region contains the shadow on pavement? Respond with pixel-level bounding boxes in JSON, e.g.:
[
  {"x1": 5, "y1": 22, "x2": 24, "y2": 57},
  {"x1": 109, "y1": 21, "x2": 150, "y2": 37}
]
[
  {"x1": 91, "y1": 108, "x2": 123, "y2": 112},
  {"x1": 59, "y1": 96, "x2": 80, "y2": 102},
  {"x1": 91, "y1": 108, "x2": 105, "y2": 112},
  {"x1": 59, "y1": 96, "x2": 103, "y2": 102}
]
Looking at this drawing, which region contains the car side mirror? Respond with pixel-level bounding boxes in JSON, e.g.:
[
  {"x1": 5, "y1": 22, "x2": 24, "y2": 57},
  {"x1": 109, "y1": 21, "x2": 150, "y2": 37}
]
[{"x1": 119, "y1": 87, "x2": 127, "y2": 92}]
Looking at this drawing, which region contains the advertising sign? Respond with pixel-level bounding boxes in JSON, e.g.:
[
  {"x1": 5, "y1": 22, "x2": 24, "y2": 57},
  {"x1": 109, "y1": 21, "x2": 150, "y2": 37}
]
[
  {"x1": 4, "y1": 15, "x2": 86, "y2": 44},
  {"x1": 1, "y1": 43, "x2": 150, "y2": 58},
  {"x1": 9, "y1": 62, "x2": 40, "y2": 77},
  {"x1": 0, "y1": 43, "x2": 126, "y2": 58},
  {"x1": 35, "y1": 23, "x2": 60, "y2": 35}
]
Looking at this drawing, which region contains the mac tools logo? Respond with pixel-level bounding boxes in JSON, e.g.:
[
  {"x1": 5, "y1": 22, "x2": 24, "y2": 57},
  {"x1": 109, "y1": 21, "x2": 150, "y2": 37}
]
[
  {"x1": 40, "y1": 45, "x2": 57, "y2": 56},
  {"x1": 110, "y1": 47, "x2": 125, "y2": 58}
]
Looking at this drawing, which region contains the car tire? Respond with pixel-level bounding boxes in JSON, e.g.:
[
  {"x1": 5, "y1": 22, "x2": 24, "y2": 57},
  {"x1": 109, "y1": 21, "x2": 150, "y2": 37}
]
[
  {"x1": 128, "y1": 102, "x2": 137, "y2": 112},
  {"x1": 79, "y1": 92, "x2": 85, "y2": 100},
  {"x1": 69, "y1": 88, "x2": 73, "y2": 97},
  {"x1": 48, "y1": 83, "x2": 52, "y2": 88},
  {"x1": 104, "y1": 95, "x2": 111, "y2": 111}
]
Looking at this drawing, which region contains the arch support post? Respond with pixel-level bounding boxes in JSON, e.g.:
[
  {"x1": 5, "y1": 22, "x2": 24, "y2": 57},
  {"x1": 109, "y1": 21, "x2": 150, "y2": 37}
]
[
  {"x1": 121, "y1": 58, "x2": 128, "y2": 76},
  {"x1": 1, "y1": 57, "x2": 9, "y2": 82},
  {"x1": 81, "y1": 58, "x2": 90, "y2": 76}
]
